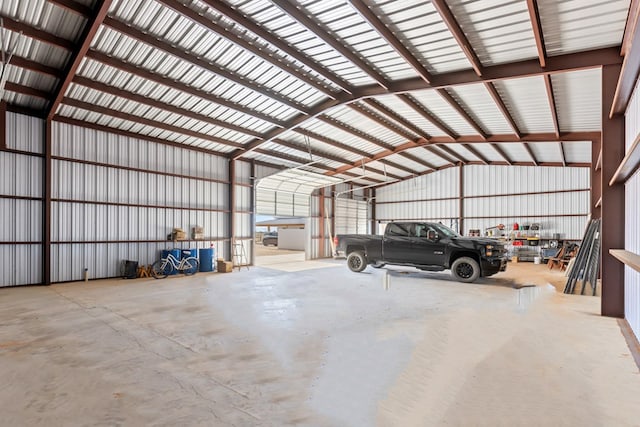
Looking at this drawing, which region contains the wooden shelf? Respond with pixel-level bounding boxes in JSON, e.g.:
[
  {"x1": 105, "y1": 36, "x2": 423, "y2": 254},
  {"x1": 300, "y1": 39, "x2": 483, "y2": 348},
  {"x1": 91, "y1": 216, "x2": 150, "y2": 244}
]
[
  {"x1": 610, "y1": 249, "x2": 640, "y2": 273},
  {"x1": 610, "y1": 132, "x2": 640, "y2": 185}
]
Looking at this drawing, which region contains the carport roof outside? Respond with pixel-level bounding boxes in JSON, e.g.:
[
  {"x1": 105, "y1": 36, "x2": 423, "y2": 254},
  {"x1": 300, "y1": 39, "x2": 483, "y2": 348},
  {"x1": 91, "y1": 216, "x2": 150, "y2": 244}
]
[{"x1": 0, "y1": 0, "x2": 632, "y2": 186}]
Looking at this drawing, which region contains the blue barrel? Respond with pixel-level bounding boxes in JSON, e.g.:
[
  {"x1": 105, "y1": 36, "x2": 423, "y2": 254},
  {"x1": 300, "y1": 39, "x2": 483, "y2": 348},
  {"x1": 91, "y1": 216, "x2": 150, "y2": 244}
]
[
  {"x1": 161, "y1": 249, "x2": 181, "y2": 275},
  {"x1": 199, "y1": 248, "x2": 215, "y2": 272},
  {"x1": 181, "y1": 248, "x2": 198, "y2": 259}
]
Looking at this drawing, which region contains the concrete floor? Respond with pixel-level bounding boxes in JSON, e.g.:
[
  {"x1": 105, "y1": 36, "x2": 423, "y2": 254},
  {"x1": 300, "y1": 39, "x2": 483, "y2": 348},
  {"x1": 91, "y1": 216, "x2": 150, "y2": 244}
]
[{"x1": 1, "y1": 260, "x2": 639, "y2": 426}]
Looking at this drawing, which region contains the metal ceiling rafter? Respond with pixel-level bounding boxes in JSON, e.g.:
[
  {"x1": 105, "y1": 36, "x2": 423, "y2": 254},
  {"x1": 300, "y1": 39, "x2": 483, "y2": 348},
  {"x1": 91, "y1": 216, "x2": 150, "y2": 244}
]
[
  {"x1": 62, "y1": 97, "x2": 244, "y2": 148},
  {"x1": 272, "y1": 137, "x2": 367, "y2": 168},
  {"x1": 559, "y1": 142, "x2": 567, "y2": 166},
  {"x1": 270, "y1": 0, "x2": 388, "y2": 89},
  {"x1": 84, "y1": 50, "x2": 286, "y2": 127},
  {"x1": 8, "y1": 55, "x2": 63, "y2": 78},
  {"x1": 395, "y1": 151, "x2": 437, "y2": 170},
  {"x1": 462, "y1": 143, "x2": 490, "y2": 165},
  {"x1": 398, "y1": 93, "x2": 458, "y2": 140},
  {"x1": 317, "y1": 115, "x2": 396, "y2": 151},
  {"x1": 490, "y1": 144, "x2": 513, "y2": 165},
  {"x1": 544, "y1": 74, "x2": 560, "y2": 138},
  {"x1": 522, "y1": 143, "x2": 539, "y2": 166},
  {"x1": 0, "y1": 15, "x2": 75, "y2": 51},
  {"x1": 430, "y1": 0, "x2": 483, "y2": 76},
  {"x1": 426, "y1": 145, "x2": 465, "y2": 165},
  {"x1": 378, "y1": 158, "x2": 421, "y2": 176},
  {"x1": 526, "y1": 0, "x2": 547, "y2": 68},
  {"x1": 46, "y1": 0, "x2": 92, "y2": 17},
  {"x1": 47, "y1": 0, "x2": 113, "y2": 120},
  {"x1": 293, "y1": 128, "x2": 372, "y2": 159},
  {"x1": 348, "y1": 0, "x2": 432, "y2": 83},
  {"x1": 621, "y1": 0, "x2": 640, "y2": 55},
  {"x1": 484, "y1": 82, "x2": 522, "y2": 139},
  {"x1": 362, "y1": 98, "x2": 431, "y2": 140},
  {"x1": 350, "y1": 102, "x2": 418, "y2": 142},
  {"x1": 200, "y1": 0, "x2": 353, "y2": 95},
  {"x1": 72, "y1": 76, "x2": 264, "y2": 139},
  {"x1": 436, "y1": 88, "x2": 487, "y2": 139},
  {"x1": 103, "y1": 17, "x2": 308, "y2": 114},
  {"x1": 4, "y1": 82, "x2": 50, "y2": 99},
  {"x1": 611, "y1": 2, "x2": 640, "y2": 116}
]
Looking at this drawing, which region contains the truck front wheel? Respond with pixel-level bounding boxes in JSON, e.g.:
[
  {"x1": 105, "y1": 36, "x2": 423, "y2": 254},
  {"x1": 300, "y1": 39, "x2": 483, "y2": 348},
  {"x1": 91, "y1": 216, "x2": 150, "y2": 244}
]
[
  {"x1": 451, "y1": 257, "x2": 480, "y2": 283},
  {"x1": 347, "y1": 251, "x2": 367, "y2": 272}
]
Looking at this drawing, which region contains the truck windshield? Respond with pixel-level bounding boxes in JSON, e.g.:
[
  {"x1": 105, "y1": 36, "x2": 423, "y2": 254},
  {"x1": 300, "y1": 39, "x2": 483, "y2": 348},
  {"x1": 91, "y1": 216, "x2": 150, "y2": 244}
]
[{"x1": 433, "y1": 223, "x2": 460, "y2": 238}]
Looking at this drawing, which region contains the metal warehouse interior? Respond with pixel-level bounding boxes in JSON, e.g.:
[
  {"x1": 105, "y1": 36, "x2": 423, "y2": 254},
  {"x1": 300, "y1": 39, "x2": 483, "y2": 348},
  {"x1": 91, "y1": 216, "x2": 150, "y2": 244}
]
[{"x1": 2, "y1": 0, "x2": 640, "y2": 424}]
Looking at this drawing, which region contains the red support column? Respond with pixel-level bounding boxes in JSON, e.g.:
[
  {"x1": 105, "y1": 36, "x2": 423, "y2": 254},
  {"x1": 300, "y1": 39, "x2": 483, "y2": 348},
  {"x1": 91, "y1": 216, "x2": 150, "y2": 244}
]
[
  {"x1": 0, "y1": 101, "x2": 6, "y2": 150},
  {"x1": 601, "y1": 64, "x2": 625, "y2": 318},
  {"x1": 228, "y1": 159, "x2": 235, "y2": 261},
  {"x1": 43, "y1": 119, "x2": 52, "y2": 285},
  {"x1": 319, "y1": 188, "x2": 325, "y2": 258}
]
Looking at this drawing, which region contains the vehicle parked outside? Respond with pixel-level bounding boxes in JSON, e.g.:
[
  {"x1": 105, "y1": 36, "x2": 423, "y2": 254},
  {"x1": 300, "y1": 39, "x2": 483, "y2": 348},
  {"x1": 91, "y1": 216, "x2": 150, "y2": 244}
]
[{"x1": 262, "y1": 232, "x2": 278, "y2": 246}]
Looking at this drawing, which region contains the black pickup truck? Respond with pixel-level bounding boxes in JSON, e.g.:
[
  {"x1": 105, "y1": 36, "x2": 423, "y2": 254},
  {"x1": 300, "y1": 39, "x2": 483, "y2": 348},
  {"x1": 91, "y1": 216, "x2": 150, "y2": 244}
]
[{"x1": 334, "y1": 222, "x2": 507, "y2": 283}]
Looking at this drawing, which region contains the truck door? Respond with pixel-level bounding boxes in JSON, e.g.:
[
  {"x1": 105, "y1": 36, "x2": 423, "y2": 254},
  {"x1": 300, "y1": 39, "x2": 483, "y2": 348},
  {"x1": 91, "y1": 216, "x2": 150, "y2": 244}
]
[
  {"x1": 411, "y1": 223, "x2": 447, "y2": 266},
  {"x1": 382, "y1": 223, "x2": 413, "y2": 263}
]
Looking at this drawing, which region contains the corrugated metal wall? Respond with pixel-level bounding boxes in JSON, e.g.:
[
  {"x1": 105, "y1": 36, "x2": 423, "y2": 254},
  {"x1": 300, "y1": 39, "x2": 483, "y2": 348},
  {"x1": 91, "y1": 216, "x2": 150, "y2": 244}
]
[
  {"x1": 625, "y1": 81, "x2": 640, "y2": 340},
  {"x1": 51, "y1": 122, "x2": 232, "y2": 282},
  {"x1": 376, "y1": 165, "x2": 589, "y2": 240},
  {"x1": 233, "y1": 160, "x2": 253, "y2": 266},
  {"x1": 1, "y1": 113, "x2": 43, "y2": 286},
  {"x1": 335, "y1": 198, "x2": 368, "y2": 235}
]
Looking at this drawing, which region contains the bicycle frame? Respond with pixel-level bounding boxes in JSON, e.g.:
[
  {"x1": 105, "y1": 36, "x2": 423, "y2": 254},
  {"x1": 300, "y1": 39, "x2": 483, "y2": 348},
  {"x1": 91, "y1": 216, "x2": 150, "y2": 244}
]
[{"x1": 152, "y1": 251, "x2": 199, "y2": 279}]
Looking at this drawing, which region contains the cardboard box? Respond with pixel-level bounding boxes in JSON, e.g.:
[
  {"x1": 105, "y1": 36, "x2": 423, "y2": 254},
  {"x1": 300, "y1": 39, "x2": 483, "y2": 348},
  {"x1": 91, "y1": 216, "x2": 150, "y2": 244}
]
[
  {"x1": 512, "y1": 256, "x2": 519, "y2": 263},
  {"x1": 217, "y1": 260, "x2": 233, "y2": 272}
]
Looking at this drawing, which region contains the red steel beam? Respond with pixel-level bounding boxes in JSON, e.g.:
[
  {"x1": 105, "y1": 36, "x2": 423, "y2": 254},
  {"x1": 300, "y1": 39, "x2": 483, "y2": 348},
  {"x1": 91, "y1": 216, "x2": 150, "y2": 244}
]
[
  {"x1": 558, "y1": 142, "x2": 567, "y2": 167},
  {"x1": 526, "y1": 0, "x2": 547, "y2": 67},
  {"x1": 85, "y1": 50, "x2": 286, "y2": 127},
  {"x1": 436, "y1": 88, "x2": 487, "y2": 138},
  {"x1": 544, "y1": 74, "x2": 560, "y2": 138},
  {"x1": 490, "y1": 144, "x2": 513, "y2": 165},
  {"x1": 426, "y1": 145, "x2": 464, "y2": 165},
  {"x1": 317, "y1": 115, "x2": 397, "y2": 151},
  {"x1": 349, "y1": 0, "x2": 432, "y2": 83},
  {"x1": 8, "y1": 55, "x2": 63, "y2": 78},
  {"x1": 293, "y1": 128, "x2": 372, "y2": 158},
  {"x1": 611, "y1": 4, "x2": 640, "y2": 116},
  {"x1": 270, "y1": 0, "x2": 388, "y2": 89},
  {"x1": 484, "y1": 82, "x2": 521, "y2": 139},
  {"x1": 362, "y1": 98, "x2": 431, "y2": 139},
  {"x1": 622, "y1": 0, "x2": 640, "y2": 55},
  {"x1": 201, "y1": 0, "x2": 353, "y2": 94},
  {"x1": 350, "y1": 102, "x2": 417, "y2": 142},
  {"x1": 47, "y1": 0, "x2": 112, "y2": 120},
  {"x1": 462, "y1": 143, "x2": 489, "y2": 165},
  {"x1": 46, "y1": 0, "x2": 92, "y2": 17},
  {"x1": 103, "y1": 16, "x2": 308, "y2": 114},
  {"x1": 398, "y1": 94, "x2": 458, "y2": 139},
  {"x1": 522, "y1": 143, "x2": 539, "y2": 166},
  {"x1": 0, "y1": 15, "x2": 75, "y2": 51},
  {"x1": 4, "y1": 82, "x2": 50, "y2": 100},
  {"x1": 431, "y1": 0, "x2": 483, "y2": 76},
  {"x1": 61, "y1": 97, "x2": 244, "y2": 148},
  {"x1": 72, "y1": 76, "x2": 264, "y2": 139}
]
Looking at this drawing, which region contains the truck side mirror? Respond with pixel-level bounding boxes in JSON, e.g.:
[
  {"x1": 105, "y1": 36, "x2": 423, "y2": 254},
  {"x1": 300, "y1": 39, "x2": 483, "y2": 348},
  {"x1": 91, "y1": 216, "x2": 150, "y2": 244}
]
[{"x1": 427, "y1": 230, "x2": 438, "y2": 240}]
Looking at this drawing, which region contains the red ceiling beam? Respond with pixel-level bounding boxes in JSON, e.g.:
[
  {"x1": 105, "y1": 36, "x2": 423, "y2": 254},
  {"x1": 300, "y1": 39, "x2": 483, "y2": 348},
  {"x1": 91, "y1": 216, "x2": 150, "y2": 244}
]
[
  {"x1": 293, "y1": 128, "x2": 371, "y2": 159},
  {"x1": 559, "y1": 142, "x2": 567, "y2": 167},
  {"x1": 8, "y1": 55, "x2": 63, "y2": 79},
  {"x1": 46, "y1": 0, "x2": 92, "y2": 17},
  {"x1": 349, "y1": 0, "x2": 432, "y2": 83},
  {"x1": 611, "y1": 2, "x2": 640, "y2": 115},
  {"x1": 484, "y1": 82, "x2": 521, "y2": 139},
  {"x1": 526, "y1": 0, "x2": 547, "y2": 68},
  {"x1": 201, "y1": 0, "x2": 353, "y2": 95},
  {"x1": 431, "y1": 0, "x2": 483, "y2": 76},
  {"x1": 72, "y1": 76, "x2": 264, "y2": 139},
  {"x1": 270, "y1": 0, "x2": 388, "y2": 89},
  {"x1": 350, "y1": 102, "x2": 417, "y2": 142},
  {"x1": 0, "y1": 15, "x2": 75, "y2": 51},
  {"x1": 522, "y1": 143, "x2": 539, "y2": 166},
  {"x1": 85, "y1": 50, "x2": 286, "y2": 128},
  {"x1": 62, "y1": 97, "x2": 244, "y2": 149},
  {"x1": 317, "y1": 115, "x2": 397, "y2": 151},
  {"x1": 103, "y1": 17, "x2": 308, "y2": 114},
  {"x1": 396, "y1": 151, "x2": 437, "y2": 170},
  {"x1": 463, "y1": 144, "x2": 490, "y2": 165},
  {"x1": 4, "y1": 82, "x2": 50, "y2": 99},
  {"x1": 398, "y1": 94, "x2": 458, "y2": 139},
  {"x1": 622, "y1": 0, "x2": 640, "y2": 55},
  {"x1": 436, "y1": 88, "x2": 487, "y2": 139},
  {"x1": 426, "y1": 145, "x2": 464, "y2": 165},
  {"x1": 544, "y1": 74, "x2": 560, "y2": 138},
  {"x1": 490, "y1": 144, "x2": 513, "y2": 165},
  {"x1": 362, "y1": 98, "x2": 430, "y2": 139},
  {"x1": 47, "y1": 0, "x2": 113, "y2": 120},
  {"x1": 425, "y1": 132, "x2": 598, "y2": 143}
]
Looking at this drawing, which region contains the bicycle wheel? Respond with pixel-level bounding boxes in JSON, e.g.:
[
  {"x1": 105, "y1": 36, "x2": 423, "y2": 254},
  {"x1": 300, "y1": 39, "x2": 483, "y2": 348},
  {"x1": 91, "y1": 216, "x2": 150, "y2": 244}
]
[
  {"x1": 182, "y1": 257, "x2": 199, "y2": 276},
  {"x1": 151, "y1": 259, "x2": 173, "y2": 279}
]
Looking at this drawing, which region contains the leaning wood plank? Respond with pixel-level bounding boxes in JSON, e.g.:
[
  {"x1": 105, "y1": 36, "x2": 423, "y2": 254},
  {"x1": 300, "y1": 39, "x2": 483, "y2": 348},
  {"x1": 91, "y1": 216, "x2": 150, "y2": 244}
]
[{"x1": 609, "y1": 249, "x2": 640, "y2": 273}]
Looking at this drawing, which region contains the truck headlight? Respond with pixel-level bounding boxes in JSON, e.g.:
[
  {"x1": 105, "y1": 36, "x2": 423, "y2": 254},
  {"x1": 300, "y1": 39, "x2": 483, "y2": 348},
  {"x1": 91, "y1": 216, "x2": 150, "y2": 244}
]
[{"x1": 485, "y1": 245, "x2": 493, "y2": 256}]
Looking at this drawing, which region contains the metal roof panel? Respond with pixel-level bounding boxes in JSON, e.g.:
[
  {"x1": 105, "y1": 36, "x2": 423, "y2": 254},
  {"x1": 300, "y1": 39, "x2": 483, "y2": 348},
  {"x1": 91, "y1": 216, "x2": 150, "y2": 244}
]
[
  {"x1": 551, "y1": 68, "x2": 602, "y2": 132},
  {"x1": 494, "y1": 76, "x2": 556, "y2": 134}
]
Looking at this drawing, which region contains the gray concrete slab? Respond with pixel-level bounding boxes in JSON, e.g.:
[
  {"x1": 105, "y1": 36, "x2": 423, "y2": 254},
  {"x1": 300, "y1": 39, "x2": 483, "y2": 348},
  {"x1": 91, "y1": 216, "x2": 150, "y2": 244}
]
[{"x1": 0, "y1": 262, "x2": 639, "y2": 426}]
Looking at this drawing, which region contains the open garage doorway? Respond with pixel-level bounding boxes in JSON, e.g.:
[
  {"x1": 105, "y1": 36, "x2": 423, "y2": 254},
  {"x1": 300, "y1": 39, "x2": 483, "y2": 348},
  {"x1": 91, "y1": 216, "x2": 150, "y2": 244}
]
[{"x1": 254, "y1": 168, "x2": 343, "y2": 267}]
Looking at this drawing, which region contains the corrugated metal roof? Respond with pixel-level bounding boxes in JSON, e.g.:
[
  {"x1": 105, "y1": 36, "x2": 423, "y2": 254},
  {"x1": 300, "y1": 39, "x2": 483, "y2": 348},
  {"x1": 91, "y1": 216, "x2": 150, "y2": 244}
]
[
  {"x1": 410, "y1": 89, "x2": 478, "y2": 136},
  {"x1": 499, "y1": 143, "x2": 532, "y2": 163},
  {"x1": 447, "y1": 0, "x2": 539, "y2": 65},
  {"x1": 552, "y1": 68, "x2": 602, "y2": 132},
  {"x1": 446, "y1": 84, "x2": 514, "y2": 135},
  {"x1": 323, "y1": 104, "x2": 409, "y2": 147},
  {"x1": 540, "y1": 0, "x2": 629, "y2": 56},
  {"x1": 373, "y1": 94, "x2": 451, "y2": 137},
  {"x1": 2, "y1": 0, "x2": 87, "y2": 42},
  {"x1": 300, "y1": 117, "x2": 389, "y2": 156},
  {"x1": 562, "y1": 141, "x2": 592, "y2": 163},
  {"x1": 494, "y1": 76, "x2": 556, "y2": 134},
  {"x1": 406, "y1": 146, "x2": 451, "y2": 167},
  {"x1": 527, "y1": 141, "x2": 565, "y2": 163}
]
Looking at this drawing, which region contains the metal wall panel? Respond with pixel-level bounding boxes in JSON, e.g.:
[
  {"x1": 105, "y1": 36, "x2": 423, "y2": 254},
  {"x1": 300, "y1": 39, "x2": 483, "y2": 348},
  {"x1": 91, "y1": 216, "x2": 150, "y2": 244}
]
[
  {"x1": 1, "y1": 113, "x2": 43, "y2": 287},
  {"x1": 50, "y1": 121, "x2": 232, "y2": 282},
  {"x1": 335, "y1": 198, "x2": 368, "y2": 235},
  {"x1": 625, "y1": 172, "x2": 640, "y2": 339}
]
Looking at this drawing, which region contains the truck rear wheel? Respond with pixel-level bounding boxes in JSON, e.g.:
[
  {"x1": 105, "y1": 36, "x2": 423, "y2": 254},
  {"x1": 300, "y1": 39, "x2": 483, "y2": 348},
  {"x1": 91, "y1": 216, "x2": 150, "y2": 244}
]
[
  {"x1": 451, "y1": 257, "x2": 480, "y2": 283},
  {"x1": 347, "y1": 251, "x2": 367, "y2": 272}
]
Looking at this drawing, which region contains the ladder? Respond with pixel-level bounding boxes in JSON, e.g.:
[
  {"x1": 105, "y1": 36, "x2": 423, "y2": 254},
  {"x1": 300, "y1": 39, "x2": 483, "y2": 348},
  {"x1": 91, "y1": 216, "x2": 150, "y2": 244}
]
[{"x1": 232, "y1": 240, "x2": 249, "y2": 271}]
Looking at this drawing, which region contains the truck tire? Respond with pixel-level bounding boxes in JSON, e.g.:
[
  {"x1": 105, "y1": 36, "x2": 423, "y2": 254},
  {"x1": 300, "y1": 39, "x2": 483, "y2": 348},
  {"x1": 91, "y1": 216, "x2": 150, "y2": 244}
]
[
  {"x1": 347, "y1": 251, "x2": 367, "y2": 272},
  {"x1": 372, "y1": 262, "x2": 386, "y2": 268},
  {"x1": 451, "y1": 257, "x2": 480, "y2": 283}
]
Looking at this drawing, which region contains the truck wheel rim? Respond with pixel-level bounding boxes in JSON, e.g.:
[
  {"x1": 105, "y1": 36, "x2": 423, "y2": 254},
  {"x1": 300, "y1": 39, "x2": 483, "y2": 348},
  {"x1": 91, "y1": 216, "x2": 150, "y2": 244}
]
[
  {"x1": 349, "y1": 257, "x2": 361, "y2": 269},
  {"x1": 456, "y1": 263, "x2": 473, "y2": 278}
]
